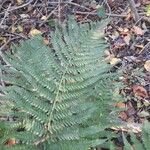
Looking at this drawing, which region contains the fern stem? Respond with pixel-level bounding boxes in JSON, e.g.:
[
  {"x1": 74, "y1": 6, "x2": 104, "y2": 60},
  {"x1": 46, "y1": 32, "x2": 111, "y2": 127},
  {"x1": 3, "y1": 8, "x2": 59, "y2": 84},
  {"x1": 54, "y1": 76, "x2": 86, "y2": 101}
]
[
  {"x1": 34, "y1": 71, "x2": 67, "y2": 145},
  {"x1": 47, "y1": 70, "x2": 66, "y2": 133}
]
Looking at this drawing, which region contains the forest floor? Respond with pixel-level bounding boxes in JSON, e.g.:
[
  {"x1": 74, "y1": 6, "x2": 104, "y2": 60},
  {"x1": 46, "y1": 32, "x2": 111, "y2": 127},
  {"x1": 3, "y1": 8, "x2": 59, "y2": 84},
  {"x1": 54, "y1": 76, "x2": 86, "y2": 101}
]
[{"x1": 0, "y1": 0, "x2": 150, "y2": 149}]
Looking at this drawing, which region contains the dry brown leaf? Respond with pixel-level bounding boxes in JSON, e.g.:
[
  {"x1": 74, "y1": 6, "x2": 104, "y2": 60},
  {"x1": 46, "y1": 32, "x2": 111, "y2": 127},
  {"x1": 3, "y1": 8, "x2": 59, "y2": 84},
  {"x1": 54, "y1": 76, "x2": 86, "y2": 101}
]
[
  {"x1": 133, "y1": 26, "x2": 144, "y2": 35},
  {"x1": 133, "y1": 85, "x2": 148, "y2": 98},
  {"x1": 115, "y1": 102, "x2": 126, "y2": 108},
  {"x1": 125, "y1": 12, "x2": 132, "y2": 21},
  {"x1": 119, "y1": 28, "x2": 129, "y2": 35},
  {"x1": 144, "y1": 60, "x2": 150, "y2": 71},
  {"x1": 41, "y1": 16, "x2": 47, "y2": 21},
  {"x1": 119, "y1": 111, "x2": 128, "y2": 121},
  {"x1": 20, "y1": 14, "x2": 30, "y2": 19},
  {"x1": 16, "y1": 0, "x2": 23, "y2": 5},
  {"x1": 5, "y1": 138, "x2": 16, "y2": 146},
  {"x1": 43, "y1": 38, "x2": 49, "y2": 45},
  {"x1": 124, "y1": 34, "x2": 131, "y2": 45},
  {"x1": 17, "y1": 25, "x2": 23, "y2": 32},
  {"x1": 110, "y1": 57, "x2": 121, "y2": 65},
  {"x1": 142, "y1": 0, "x2": 150, "y2": 5},
  {"x1": 0, "y1": 37, "x2": 6, "y2": 43},
  {"x1": 11, "y1": 26, "x2": 16, "y2": 33},
  {"x1": 118, "y1": 27, "x2": 124, "y2": 32},
  {"x1": 29, "y1": 29, "x2": 42, "y2": 36}
]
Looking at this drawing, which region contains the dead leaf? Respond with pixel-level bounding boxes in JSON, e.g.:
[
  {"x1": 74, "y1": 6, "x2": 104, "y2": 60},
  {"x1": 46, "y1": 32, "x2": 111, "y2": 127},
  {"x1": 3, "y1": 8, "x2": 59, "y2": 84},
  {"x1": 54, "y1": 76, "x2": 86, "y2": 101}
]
[
  {"x1": 118, "y1": 28, "x2": 129, "y2": 35},
  {"x1": 29, "y1": 29, "x2": 42, "y2": 36},
  {"x1": 133, "y1": 26, "x2": 144, "y2": 35},
  {"x1": 142, "y1": 0, "x2": 150, "y2": 5},
  {"x1": 133, "y1": 85, "x2": 148, "y2": 98},
  {"x1": 124, "y1": 34, "x2": 131, "y2": 45},
  {"x1": 117, "y1": 27, "x2": 124, "y2": 32},
  {"x1": 115, "y1": 102, "x2": 126, "y2": 108},
  {"x1": 110, "y1": 57, "x2": 121, "y2": 65},
  {"x1": 10, "y1": 15, "x2": 17, "y2": 21},
  {"x1": 144, "y1": 60, "x2": 150, "y2": 71},
  {"x1": 125, "y1": 12, "x2": 132, "y2": 21},
  {"x1": 20, "y1": 14, "x2": 30, "y2": 19},
  {"x1": 43, "y1": 38, "x2": 49, "y2": 45},
  {"x1": 41, "y1": 16, "x2": 47, "y2": 21},
  {"x1": 16, "y1": 0, "x2": 23, "y2": 5},
  {"x1": 5, "y1": 138, "x2": 16, "y2": 146},
  {"x1": 11, "y1": 26, "x2": 16, "y2": 33},
  {"x1": 114, "y1": 37, "x2": 125, "y2": 48},
  {"x1": 119, "y1": 111, "x2": 128, "y2": 121},
  {"x1": 17, "y1": 25, "x2": 23, "y2": 32}
]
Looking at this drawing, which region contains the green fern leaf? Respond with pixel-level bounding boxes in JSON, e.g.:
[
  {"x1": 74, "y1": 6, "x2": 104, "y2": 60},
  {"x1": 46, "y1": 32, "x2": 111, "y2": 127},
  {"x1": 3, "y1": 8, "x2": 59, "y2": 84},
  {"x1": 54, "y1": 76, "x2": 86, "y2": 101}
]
[{"x1": 0, "y1": 18, "x2": 119, "y2": 149}]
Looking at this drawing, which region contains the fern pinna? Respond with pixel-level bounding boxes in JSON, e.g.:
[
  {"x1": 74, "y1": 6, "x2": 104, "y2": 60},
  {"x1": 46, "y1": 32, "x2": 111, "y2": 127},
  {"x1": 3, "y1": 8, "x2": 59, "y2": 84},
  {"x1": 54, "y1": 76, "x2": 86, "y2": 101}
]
[{"x1": 0, "y1": 18, "x2": 118, "y2": 150}]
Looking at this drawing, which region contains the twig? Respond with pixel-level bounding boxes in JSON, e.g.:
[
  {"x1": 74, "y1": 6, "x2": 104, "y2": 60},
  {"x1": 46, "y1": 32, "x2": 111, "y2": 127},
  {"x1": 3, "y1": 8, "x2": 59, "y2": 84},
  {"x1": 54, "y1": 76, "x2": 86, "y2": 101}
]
[
  {"x1": 0, "y1": 36, "x2": 24, "y2": 54},
  {"x1": 73, "y1": 10, "x2": 127, "y2": 17},
  {"x1": 111, "y1": 122, "x2": 142, "y2": 133},
  {"x1": 34, "y1": 134, "x2": 50, "y2": 146},
  {"x1": 0, "y1": 69, "x2": 5, "y2": 87},
  {"x1": 127, "y1": 0, "x2": 140, "y2": 22},
  {"x1": 142, "y1": 16, "x2": 150, "y2": 24},
  {"x1": 58, "y1": 0, "x2": 62, "y2": 24},
  {"x1": 0, "y1": 40, "x2": 10, "y2": 55},
  {"x1": 39, "y1": 5, "x2": 59, "y2": 26},
  {"x1": 47, "y1": 1, "x2": 90, "y2": 11},
  {"x1": 66, "y1": 1, "x2": 90, "y2": 11},
  {"x1": 102, "y1": 0, "x2": 112, "y2": 17},
  {"x1": 0, "y1": 0, "x2": 33, "y2": 15},
  {"x1": 0, "y1": 3, "x2": 11, "y2": 28},
  {"x1": 139, "y1": 42, "x2": 150, "y2": 54}
]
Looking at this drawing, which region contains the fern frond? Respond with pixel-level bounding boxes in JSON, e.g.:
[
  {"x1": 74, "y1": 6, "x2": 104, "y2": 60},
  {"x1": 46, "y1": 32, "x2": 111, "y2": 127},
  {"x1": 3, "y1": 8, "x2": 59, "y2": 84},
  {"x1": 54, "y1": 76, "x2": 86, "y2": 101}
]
[{"x1": 0, "y1": 18, "x2": 119, "y2": 149}]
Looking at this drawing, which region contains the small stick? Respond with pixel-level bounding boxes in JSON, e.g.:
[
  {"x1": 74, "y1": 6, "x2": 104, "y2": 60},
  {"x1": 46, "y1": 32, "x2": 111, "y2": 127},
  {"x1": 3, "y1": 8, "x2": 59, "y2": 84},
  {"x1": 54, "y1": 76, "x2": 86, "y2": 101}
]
[
  {"x1": 73, "y1": 10, "x2": 127, "y2": 17},
  {"x1": 111, "y1": 122, "x2": 142, "y2": 133},
  {"x1": 127, "y1": 0, "x2": 140, "y2": 22},
  {"x1": 39, "y1": 5, "x2": 59, "y2": 26},
  {"x1": 142, "y1": 16, "x2": 150, "y2": 24},
  {"x1": 0, "y1": 3, "x2": 11, "y2": 28},
  {"x1": 47, "y1": 1, "x2": 90, "y2": 11},
  {"x1": 138, "y1": 42, "x2": 150, "y2": 54},
  {"x1": 0, "y1": 0, "x2": 33, "y2": 15},
  {"x1": 58, "y1": 0, "x2": 62, "y2": 24}
]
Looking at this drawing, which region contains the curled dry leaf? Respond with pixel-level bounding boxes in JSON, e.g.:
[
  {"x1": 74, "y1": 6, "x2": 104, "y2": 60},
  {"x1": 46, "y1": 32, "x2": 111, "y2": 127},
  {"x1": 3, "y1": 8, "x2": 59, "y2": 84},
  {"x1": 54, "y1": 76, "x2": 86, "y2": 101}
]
[
  {"x1": 118, "y1": 27, "x2": 129, "y2": 35},
  {"x1": 144, "y1": 60, "x2": 150, "y2": 71},
  {"x1": 133, "y1": 26, "x2": 144, "y2": 35},
  {"x1": 119, "y1": 111, "x2": 128, "y2": 121},
  {"x1": 16, "y1": 0, "x2": 23, "y2": 5},
  {"x1": 43, "y1": 38, "x2": 49, "y2": 45},
  {"x1": 41, "y1": 16, "x2": 47, "y2": 21},
  {"x1": 125, "y1": 12, "x2": 132, "y2": 21},
  {"x1": 133, "y1": 85, "x2": 148, "y2": 99},
  {"x1": 114, "y1": 102, "x2": 126, "y2": 108},
  {"x1": 17, "y1": 25, "x2": 23, "y2": 32},
  {"x1": 124, "y1": 34, "x2": 131, "y2": 45},
  {"x1": 5, "y1": 138, "x2": 16, "y2": 147},
  {"x1": 29, "y1": 29, "x2": 42, "y2": 36},
  {"x1": 110, "y1": 57, "x2": 121, "y2": 65}
]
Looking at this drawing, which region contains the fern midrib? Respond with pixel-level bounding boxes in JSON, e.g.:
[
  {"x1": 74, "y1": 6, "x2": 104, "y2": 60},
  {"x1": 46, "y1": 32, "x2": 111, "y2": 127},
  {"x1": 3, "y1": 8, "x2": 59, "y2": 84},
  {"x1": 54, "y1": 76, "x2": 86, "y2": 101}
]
[{"x1": 47, "y1": 70, "x2": 66, "y2": 133}]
